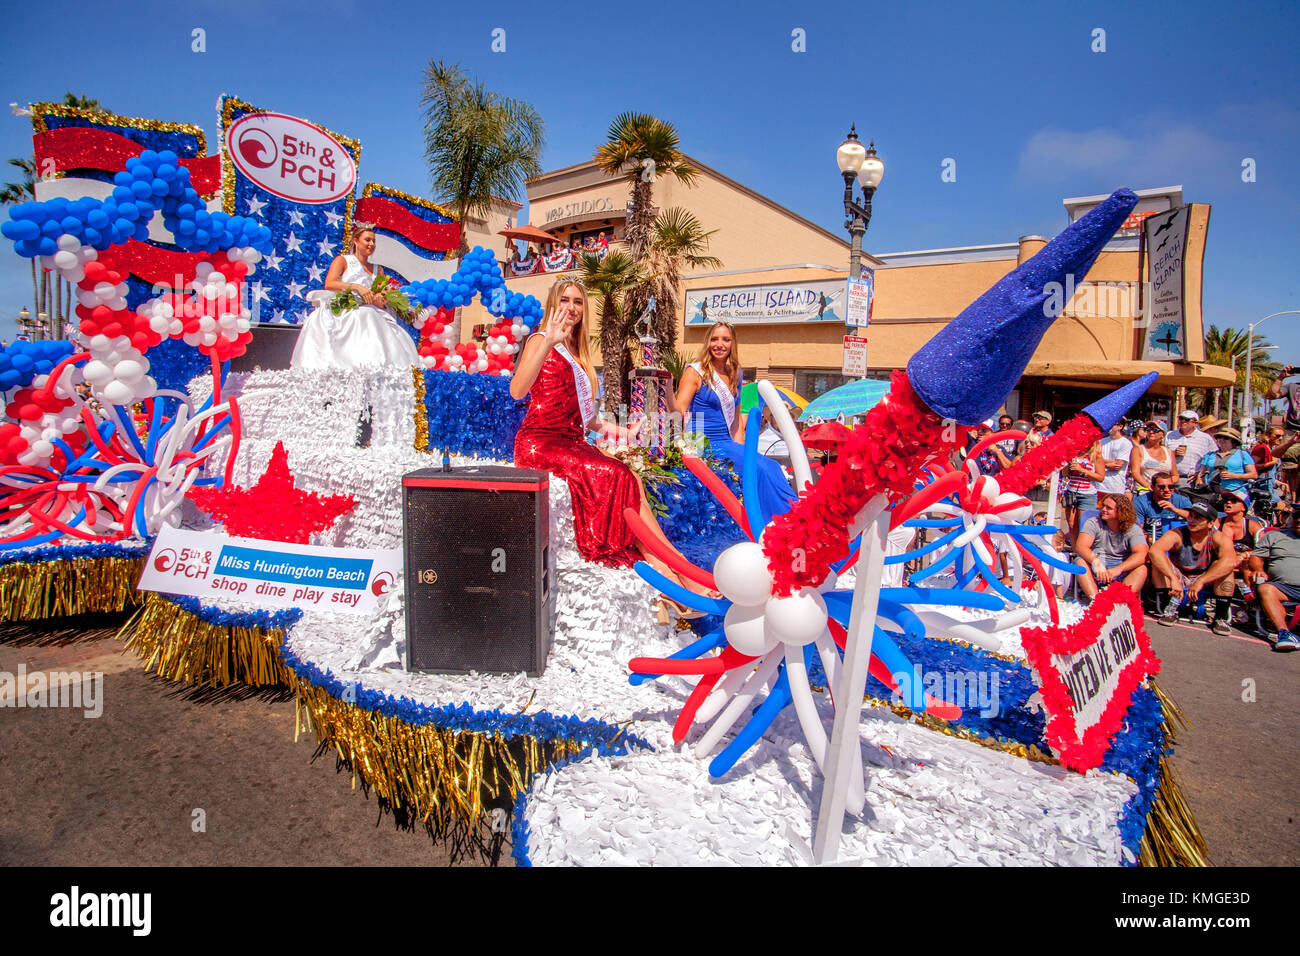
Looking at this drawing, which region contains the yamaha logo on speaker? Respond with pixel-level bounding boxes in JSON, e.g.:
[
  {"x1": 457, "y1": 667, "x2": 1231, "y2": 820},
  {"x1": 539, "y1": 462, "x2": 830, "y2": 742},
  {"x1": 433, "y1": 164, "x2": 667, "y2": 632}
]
[{"x1": 419, "y1": 569, "x2": 438, "y2": 584}]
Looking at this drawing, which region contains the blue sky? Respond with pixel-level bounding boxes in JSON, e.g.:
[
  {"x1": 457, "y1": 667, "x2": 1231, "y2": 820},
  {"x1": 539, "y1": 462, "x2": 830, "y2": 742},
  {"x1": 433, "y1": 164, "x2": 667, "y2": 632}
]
[{"x1": 2, "y1": 0, "x2": 1297, "y2": 355}]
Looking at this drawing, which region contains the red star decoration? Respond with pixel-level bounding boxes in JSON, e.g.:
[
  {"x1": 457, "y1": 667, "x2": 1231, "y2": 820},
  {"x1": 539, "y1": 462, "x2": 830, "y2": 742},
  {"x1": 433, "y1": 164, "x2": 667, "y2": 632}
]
[{"x1": 188, "y1": 441, "x2": 356, "y2": 544}]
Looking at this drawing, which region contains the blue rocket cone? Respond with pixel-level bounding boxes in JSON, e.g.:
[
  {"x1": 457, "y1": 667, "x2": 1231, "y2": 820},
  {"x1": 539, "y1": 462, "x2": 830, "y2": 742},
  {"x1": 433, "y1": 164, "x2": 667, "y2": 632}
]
[
  {"x1": 906, "y1": 187, "x2": 1139, "y2": 424},
  {"x1": 1083, "y1": 371, "x2": 1160, "y2": 431}
]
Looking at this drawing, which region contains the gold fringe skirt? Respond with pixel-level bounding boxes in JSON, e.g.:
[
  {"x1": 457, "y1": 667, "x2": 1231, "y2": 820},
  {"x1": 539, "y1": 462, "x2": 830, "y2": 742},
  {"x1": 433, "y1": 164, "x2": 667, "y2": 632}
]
[{"x1": 0, "y1": 554, "x2": 146, "y2": 623}]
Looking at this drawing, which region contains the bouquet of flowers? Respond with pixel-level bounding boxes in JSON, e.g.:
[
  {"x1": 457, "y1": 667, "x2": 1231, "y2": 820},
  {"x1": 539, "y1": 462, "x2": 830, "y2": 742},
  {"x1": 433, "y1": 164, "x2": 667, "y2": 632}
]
[
  {"x1": 330, "y1": 274, "x2": 415, "y2": 324},
  {"x1": 597, "y1": 429, "x2": 730, "y2": 517}
]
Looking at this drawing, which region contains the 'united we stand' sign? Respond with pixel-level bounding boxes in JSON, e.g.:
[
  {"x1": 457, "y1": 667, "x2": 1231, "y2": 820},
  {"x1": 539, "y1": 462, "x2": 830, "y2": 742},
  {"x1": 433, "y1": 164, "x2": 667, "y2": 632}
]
[{"x1": 1020, "y1": 583, "x2": 1162, "y2": 772}]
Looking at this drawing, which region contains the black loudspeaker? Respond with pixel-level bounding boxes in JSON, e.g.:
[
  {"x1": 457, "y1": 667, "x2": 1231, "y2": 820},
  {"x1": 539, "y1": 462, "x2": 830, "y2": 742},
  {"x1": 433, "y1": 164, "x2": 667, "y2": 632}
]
[
  {"x1": 228, "y1": 324, "x2": 304, "y2": 372},
  {"x1": 402, "y1": 466, "x2": 553, "y2": 676}
]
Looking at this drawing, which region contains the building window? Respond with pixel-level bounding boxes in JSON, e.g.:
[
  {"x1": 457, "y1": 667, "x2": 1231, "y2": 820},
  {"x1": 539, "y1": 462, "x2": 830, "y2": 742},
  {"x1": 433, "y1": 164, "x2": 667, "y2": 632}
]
[{"x1": 795, "y1": 369, "x2": 891, "y2": 401}]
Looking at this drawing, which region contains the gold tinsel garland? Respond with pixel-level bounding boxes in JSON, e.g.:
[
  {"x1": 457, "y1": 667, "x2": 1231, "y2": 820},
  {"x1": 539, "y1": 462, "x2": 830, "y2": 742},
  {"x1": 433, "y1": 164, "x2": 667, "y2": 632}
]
[
  {"x1": 112, "y1": 592, "x2": 1208, "y2": 863},
  {"x1": 120, "y1": 592, "x2": 291, "y2": 688},
  {"x1": 0, "y1": 555, "x2": 146, "y2": 623},
  {"x1": 118, "y1": 592, "x2": 587, "y2": 844},
  {"x1": 412, "y1": 366, "x2": 429, "y2": 453}
]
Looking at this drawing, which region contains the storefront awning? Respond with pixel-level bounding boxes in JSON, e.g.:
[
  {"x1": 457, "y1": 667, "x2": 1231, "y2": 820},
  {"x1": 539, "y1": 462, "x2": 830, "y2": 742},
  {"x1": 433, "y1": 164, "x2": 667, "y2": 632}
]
[{"x1": 1024, "y1": 359, "x2": 1234, "y2": 389}]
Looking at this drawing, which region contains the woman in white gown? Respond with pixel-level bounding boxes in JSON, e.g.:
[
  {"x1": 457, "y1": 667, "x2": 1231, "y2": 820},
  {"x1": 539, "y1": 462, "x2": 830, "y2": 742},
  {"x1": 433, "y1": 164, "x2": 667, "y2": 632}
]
[{"x1": 290, "y1": 223, "x2": 421, "y2": 370}]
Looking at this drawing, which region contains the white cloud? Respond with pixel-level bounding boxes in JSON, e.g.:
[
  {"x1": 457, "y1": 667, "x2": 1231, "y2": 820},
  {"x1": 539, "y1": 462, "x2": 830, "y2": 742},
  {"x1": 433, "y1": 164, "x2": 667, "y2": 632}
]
[{"x1": 1017, "y1": 122, "x2": 1237, "y2": 184}]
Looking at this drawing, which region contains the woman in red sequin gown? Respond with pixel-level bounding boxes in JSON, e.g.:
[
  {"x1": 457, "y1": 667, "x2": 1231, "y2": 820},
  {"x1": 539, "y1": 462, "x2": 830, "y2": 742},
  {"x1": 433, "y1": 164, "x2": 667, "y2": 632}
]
[{"x1": 512, "y1": 280, "x2": 709, "y2": 600}]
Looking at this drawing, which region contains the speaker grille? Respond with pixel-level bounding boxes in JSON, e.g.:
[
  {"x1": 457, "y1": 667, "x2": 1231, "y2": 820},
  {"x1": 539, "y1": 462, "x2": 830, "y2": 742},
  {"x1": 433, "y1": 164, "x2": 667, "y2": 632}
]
[{"x1": 403, "y1": 469, "x2": 552, "y2": 676}]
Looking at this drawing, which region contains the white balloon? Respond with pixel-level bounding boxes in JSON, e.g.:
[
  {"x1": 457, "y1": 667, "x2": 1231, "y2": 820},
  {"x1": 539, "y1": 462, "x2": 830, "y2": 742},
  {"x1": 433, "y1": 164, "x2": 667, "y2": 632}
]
[
  {"x1": 712, "y1": 541, "x2": 774, "y2": 607},
  {"x1": 57, "y1": 234, "x2": 81, "y2": 252},
  {"x1": 53, "y1": 250, "x2": 78, "y2": 269},
  {"x1": 723, "y1": 603, "x2": 780, "y2": 657},
  {"x1": 115, "y1": 359, "x2": 144, "y2": 383},
  {"x1": 82, "y1": 360, "x2": 111, "y2": 384},
  {"x1": 764, "y1": 590, "x2": 829, "y2": 646},
  {"x1": 30, "y1": 439, "x2": 54, "y2": 459},
  {"x1": 101, "y1": 380, "x2": 133, "y2": 405}
]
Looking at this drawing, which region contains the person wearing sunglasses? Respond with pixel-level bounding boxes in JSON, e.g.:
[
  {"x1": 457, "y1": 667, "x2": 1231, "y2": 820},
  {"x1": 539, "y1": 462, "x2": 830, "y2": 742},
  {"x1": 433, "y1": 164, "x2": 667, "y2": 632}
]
[
  {"x1": 1133, "y1": 472, "x2": 1192, "y2": 541},
  {"x1": 1149, "y1": 500, "x2": 1237, "y2": 631}
]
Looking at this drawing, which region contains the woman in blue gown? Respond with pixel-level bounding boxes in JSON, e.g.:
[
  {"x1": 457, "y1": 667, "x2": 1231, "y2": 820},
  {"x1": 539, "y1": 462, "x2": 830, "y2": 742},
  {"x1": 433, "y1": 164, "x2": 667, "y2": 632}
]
[{"x1": 674, "y1": 322, "x2": 798, "y2": 529}]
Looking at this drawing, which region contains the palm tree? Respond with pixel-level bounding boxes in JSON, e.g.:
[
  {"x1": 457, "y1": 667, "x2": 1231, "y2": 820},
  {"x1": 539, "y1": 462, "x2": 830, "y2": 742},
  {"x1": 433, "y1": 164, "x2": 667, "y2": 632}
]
[
  {"x1": 420, "y1": 61, "x2": 544, "y2": 261},
  {"x1": 594, "y1": 113, "x2": 698, "y2": 263},
  {"x1": 1200, "y1": 324, "x2": 1282, "y2": 420},
  {"x1": 580, "y1": 250, "x2": 642, "y2": 412},
  {"x1": 1, "y1": 158, "x2": 42, "y2": 330},
  {"x1": 624, "y1": 207, "x2": 722, "y2": 366}
]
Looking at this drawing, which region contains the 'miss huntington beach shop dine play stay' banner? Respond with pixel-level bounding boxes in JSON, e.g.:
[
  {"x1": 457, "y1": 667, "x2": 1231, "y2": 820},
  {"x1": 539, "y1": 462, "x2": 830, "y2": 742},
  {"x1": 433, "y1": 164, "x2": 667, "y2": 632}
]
[{"x1": 139, "y1": 526, "x2": 401, "y2": 614}]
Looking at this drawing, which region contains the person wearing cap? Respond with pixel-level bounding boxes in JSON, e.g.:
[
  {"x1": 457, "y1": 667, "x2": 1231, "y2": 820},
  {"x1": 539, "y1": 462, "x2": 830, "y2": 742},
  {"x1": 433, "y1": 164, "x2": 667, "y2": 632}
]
[
  {"x1": 1074, "y1": 493, "x2": 1148, "y2": 600},
  {"x1": 966, "y1": 419, "x2": 1013, "y2": 476},
  {"x1": 1150, "y1": 500, "x2": 1237, "y2": 630},
  {"x1": 1192, "y1": 427, "x2": 1257, "y2": 497},
  {"x1": 1028, "y1": 410, "x2": 1054, "y2": 447},
  {"x1": 1247, "y1": 507, "x2": 1300, "y2": 651},
  {"x1": 1098, "y1": 420, "x2": 1134, "y2": 499},
  {"x1": 1165, "y1": 410, "x2": 1219, "y2": 495},
  {"x1": 1134, "y1": 471, "x2": 1192, "y2": 541},
  {"x1": 1130, "y1": 420, "x2": 1175, "y2": 493},
  {"x1": 995, "y1": 413, "x2": 1020, "y2": 460},
  {"x1": 1217, "y1": 492, "x2": 1266, "y2": 619}
]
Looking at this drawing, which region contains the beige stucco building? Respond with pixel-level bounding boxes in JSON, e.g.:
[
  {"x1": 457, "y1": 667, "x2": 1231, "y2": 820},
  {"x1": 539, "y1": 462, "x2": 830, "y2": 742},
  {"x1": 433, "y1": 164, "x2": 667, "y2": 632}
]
[{"x1": 462, "y1": 158, "x2": 1231, "y2": 424}]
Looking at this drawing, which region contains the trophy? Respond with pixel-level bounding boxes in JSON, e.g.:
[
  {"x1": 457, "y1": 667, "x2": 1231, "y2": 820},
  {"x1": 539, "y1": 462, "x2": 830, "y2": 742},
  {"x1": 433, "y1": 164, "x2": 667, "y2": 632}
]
[{"x1": 629, "y1": 296, "x2": 674, "y2": 453}]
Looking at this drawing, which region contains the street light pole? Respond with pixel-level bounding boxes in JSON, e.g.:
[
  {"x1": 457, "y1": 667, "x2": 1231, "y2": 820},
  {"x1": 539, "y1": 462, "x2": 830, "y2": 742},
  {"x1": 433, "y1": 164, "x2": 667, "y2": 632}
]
[
  {"x1": 836, "y1": 125, "x2": 884, "y2": 282},
  {"x1": 1244, "y1": 312, "x2": 1300, "y2": 431}
]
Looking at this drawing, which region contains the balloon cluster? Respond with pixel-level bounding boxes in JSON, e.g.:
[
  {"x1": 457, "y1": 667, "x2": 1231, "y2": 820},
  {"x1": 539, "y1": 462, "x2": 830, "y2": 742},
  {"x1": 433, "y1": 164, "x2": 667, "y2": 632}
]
[
  {"x1": 2, "y1": 149, "x2": 270, "y2": 259},
  {"x1": 0, "y1": 340, "x2": 76, "y2": 392},
  {"x1": 135, "y1": 251, "x2": 256, "y2": 363},
  {"x1": 1, "y1": 150, "x2": 272, "y2": 551},
  {"x1": 402, "y1": 246, "x2": 543, "y2": 377},
  {"x1": 1, "y1": 366, "x2": 82, "y2": 469}
]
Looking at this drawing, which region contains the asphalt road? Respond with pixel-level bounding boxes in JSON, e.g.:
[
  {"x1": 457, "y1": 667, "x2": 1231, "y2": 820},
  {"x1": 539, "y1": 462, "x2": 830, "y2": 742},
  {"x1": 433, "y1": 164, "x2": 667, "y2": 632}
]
[
  {"x1": 1, "y1": 611, "x2": 1294, "y2": 867},
  {"x1": 0, "y1": 617, "x2": 488, "y2": 867}
]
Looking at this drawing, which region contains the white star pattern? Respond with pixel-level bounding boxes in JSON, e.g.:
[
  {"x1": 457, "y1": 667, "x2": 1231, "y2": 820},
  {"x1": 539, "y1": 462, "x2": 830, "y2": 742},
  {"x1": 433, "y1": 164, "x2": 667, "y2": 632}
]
[
  {"x1": 306, "y1": 263, "x2": 324, "y2": 283},
  {"x1": 324, "y1": 210, "x2": 343, "y2": 228},
  {"x1": 317, "y1": 239, "x2": 334, "y2": 258},
  {"x1": 263, "y1": 251, "x2": 283, "y2": 271},
  {"x1": 250, "y1": 281, "x2": 269, "y2": 303},
  {"x1": 245, "y1": 196, "x2": 267, "y2": 216},
  {"x1": 283, "y1": 232, "x2": 303, "y2": 253},
  {"x1": 287, "y1": 209, "x2": 305, "y2": 227},
  {"x1": 272, "y1": 309, "x2": 286, "y2": 323},
  {"x1": 287, "y1": 280, "x2": 306, "y2": 299}
]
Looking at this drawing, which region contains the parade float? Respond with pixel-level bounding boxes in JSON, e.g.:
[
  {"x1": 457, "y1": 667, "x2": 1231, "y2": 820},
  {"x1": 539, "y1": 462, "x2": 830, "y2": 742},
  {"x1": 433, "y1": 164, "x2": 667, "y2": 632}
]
[{"x1": 1, "y1": 102, "x2": 1205, "y2": 866}]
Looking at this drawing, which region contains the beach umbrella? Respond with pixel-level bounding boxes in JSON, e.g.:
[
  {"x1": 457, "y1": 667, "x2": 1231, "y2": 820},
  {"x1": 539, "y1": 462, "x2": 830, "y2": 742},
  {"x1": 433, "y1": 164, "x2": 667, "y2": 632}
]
[
  {"x1": 798, "y1": 378, "x2": 891, "y2": 422},
  {"x1": 800, "y1": 421, "x2": 854, "y2": 450},
  {"x1": 739, "y1": 382, "x2": 806, "y2": 414}
]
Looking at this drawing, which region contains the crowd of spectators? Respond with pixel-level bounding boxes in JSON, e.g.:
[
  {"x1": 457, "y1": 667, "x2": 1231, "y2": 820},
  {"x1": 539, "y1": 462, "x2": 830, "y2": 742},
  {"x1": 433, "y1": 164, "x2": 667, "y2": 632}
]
[
  {"x1": 508, "y1": 233, "x2": 611, "y2": 275},
  {"x1": 959, "y1": 375, "x2": 1300, "y2": 651}
]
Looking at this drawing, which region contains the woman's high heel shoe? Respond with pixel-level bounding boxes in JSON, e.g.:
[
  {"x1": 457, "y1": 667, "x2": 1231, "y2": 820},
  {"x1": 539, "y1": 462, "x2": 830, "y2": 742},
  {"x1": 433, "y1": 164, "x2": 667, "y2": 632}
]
[{"x1": 654, "y1": 596, "x2": 707, "y2": 622}]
